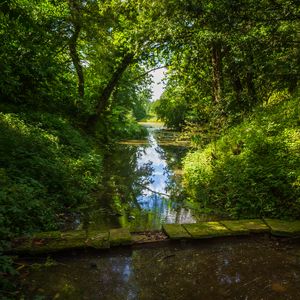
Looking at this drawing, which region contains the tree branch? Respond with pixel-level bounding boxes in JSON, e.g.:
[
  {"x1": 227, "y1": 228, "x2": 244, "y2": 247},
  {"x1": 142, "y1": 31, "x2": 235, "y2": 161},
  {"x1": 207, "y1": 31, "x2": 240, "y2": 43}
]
[{"x1": 132, "y1": 65, "x2": 169, "y2": 81}]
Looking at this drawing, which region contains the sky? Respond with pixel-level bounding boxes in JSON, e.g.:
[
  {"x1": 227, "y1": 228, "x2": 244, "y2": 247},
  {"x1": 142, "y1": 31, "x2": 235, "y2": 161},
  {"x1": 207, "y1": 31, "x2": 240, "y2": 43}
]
[{"x1": 150, "y1": 68, "x2": 166, "y2": 101}]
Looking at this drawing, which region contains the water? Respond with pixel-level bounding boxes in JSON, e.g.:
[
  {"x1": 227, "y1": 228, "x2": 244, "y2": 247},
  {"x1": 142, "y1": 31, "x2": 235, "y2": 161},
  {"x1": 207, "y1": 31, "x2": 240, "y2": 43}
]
[
  {"x1": 17, "y1": 124, "x2": 300, "y2": 299},
  {"x1": 19, "y1": 237, "x2": 300, "y2": 299},
  {"x1": 78, "y1": 123, "x2": 199, "y2": 232}
]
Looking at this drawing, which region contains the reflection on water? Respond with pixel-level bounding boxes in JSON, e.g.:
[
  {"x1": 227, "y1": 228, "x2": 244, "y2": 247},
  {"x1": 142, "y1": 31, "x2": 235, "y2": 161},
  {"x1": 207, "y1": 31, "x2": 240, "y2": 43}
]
[
  {"x1": 21, "y1": 237, "x2": 300, "y2": 300},
  {"x1": 82, "y1": 124, "x2": 197, "y2": 231}
]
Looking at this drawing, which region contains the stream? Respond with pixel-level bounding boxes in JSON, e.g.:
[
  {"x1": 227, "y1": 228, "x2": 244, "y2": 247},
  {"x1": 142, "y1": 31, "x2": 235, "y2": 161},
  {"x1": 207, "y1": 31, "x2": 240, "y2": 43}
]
[
  {"x1": 77, "y1": 123, "x2": 200, "y2": 232},
  {"x1": 19, "y1": 237, "x2": 300, "y2": 299},
  {"x1": 18, "y1": 124, "x2": 300, "y2": 299}
]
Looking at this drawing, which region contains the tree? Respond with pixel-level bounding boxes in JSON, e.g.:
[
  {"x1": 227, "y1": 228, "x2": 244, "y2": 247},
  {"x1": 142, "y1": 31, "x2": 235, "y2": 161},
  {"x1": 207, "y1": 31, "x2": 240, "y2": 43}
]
[{"x1": 153, "y1": 0, "x2": 300, "y2": 132}]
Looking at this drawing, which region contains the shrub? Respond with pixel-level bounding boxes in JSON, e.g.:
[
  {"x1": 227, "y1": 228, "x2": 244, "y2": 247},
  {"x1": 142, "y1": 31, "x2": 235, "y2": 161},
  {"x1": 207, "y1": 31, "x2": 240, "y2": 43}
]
[
  {"x1": 0, "y1": 112, "x2": 104, "y2": 298},
  {"x1": 0, "y1": 112, "x2": 103, "y2": 237},
  {"x1": 183, "y1": 93, "x2": 300, "y2": 218}
]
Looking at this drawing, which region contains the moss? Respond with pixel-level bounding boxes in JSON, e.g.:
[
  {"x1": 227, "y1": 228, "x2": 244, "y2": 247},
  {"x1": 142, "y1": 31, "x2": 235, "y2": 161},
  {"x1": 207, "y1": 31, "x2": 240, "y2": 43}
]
[
  {"x1": 220, "y1": 221, "x2": 250, "y2": 235},
  {"x1": 183, "y1": 222, "x2": 233, "y2": 238},
  {"x1": 11, "y1": 231, "x2": 87, "y2": 254},
  {"x1": 9, "y1": 218, "x2": 300, "y2": 254},
  {"x1": 264, "y1": 219, "x2": 300, "y2": 237},
  {"x1": 60, "y1": 230, "x2": 87, "y2": 240},
  {"x1": 86, "y1": 231, "x2": 110, "y2": 249},
  {"x1": 241, "y1": 219, "x2": 270, "y2": 232},
  {"x1": 31, "y1": 231, "x2": 87, "y2": 254},
  {"x1": 33, "y1": 231, "x2": 61, "y2": 239},
  {"x1": 109, "y1": 228, "x2": 132, "y2": 246},
  {"x1": 220, "y1": 219, "x2": 270, "y2": 234},
  {"x1": 162, "y1": 224, "x2": 191, "y2": 239}
]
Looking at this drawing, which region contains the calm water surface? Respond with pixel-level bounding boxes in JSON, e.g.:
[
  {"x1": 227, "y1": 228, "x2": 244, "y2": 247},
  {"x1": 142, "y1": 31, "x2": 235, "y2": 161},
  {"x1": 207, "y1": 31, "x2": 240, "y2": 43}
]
[
  {"x1": 78, "y1": 123, "x2": 199, "y2": 232},
  {"x1": 20, "y1": 237, "x2": 300, "y2": 300}
]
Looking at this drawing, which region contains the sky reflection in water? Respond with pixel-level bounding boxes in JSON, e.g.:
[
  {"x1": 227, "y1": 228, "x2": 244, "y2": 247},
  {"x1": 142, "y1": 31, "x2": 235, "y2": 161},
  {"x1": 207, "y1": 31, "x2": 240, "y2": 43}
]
[
  {"x1": 134, "y1": 128, "x2": 196, "y2": 227},
  {"x1": 85, "y1": 126, "x2": 197, "y2": 231}
]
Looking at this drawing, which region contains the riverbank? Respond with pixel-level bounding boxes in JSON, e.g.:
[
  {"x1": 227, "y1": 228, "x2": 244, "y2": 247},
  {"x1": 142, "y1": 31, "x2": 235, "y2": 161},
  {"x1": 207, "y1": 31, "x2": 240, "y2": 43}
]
[{"x1": 8, "y1": 219, "x2": 300, "y2": 255}]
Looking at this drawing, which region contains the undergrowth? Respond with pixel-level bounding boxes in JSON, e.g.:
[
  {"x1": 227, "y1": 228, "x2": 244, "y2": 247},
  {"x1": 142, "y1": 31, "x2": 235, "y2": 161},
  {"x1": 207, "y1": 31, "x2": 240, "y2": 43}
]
[
  {"x1": 183, "y1": 92, "x2": 300, "y2": 219},
  {"x1": 0, "y1": 111, "x2": 103, "y2": 298}
]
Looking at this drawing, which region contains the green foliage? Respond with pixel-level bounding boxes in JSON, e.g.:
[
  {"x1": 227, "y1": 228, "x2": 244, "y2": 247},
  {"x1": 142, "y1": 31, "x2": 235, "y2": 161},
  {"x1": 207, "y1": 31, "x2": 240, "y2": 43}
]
[
  {"x1": 96, "y1": 108, "x2": 148, "y2": 142},
  {"x1": 154, "y1": 88, "x2": 190, "y2": 130},
  {"x1": 183, "y1": 93, "x2": 300, "y2": 219},
  {"x1": 0, "y1": 112, "x2": 103, "y2": 237},
  {"x1": 153, "y1": 0, "x2": 300, "y2": 131},
  {"x1": 0, "y1": 111, "x2": 104, "y2": 298},
  {"x1": 0, "y1": 0, "x2": 75, "y2": 111},
  {"x1": 0, "y1": 0, "x2": 299, "y2": 297}
]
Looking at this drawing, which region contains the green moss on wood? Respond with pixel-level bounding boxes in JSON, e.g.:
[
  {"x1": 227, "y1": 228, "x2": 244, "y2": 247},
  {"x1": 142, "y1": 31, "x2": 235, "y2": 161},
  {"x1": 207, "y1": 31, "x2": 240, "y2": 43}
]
[
  {"x1": 162, "y1": 224, "x2": 191, "y2": 239},
  {"x1": 220, "y1": 219, "x2": 269, "y2": 234},
  {"x1": 86, "y1": 231, "x2": 110, "y2": 249},
  {"x1": 9, "y1": 219, "x2": 300, "y2": 254},
  {"x1": 183, "y1": 222, "x2": 233, "y2": 238},
  {"x1": 109, "y1": 228, "x2": 132, "y2": 246},
  {"x1": 31, "y1": 230, "x2": 87, "y2": 254},
  {"x1": 33, "y1": 231, "x2": 61, "y2": 239},
  {"x1": 11, "y1": 230, "x2": 88, "y2": 254},
  {"x1": 264, "y1": 219, "x2": 300, "y2": 237},
  {"x1": 60, "y1": 230, "x2": 87, "y2": 240},
  {"x1": 220, "y1": 221, "x2": 250, "y2": 234},
  {"x1": 241, "y1": 219, "x2": 270, "y2": 232}
]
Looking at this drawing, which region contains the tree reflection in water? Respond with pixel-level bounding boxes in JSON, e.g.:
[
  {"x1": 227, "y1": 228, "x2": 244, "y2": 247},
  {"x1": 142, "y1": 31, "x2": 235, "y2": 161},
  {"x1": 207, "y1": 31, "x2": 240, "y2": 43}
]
[{"x1": 80, "y1": 126, "x2": 196, "y2": 232}]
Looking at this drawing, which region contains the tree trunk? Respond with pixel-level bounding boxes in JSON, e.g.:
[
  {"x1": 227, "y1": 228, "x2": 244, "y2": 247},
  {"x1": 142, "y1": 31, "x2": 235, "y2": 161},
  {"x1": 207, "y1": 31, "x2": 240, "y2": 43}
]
[
  {"x1": 246, "y1": 54, "x2": 257, "y2": 106},
  {"x1": 85, "y1": 53, "x2": 134, "y2": 131},
  {"x1": 69, "y1": 24, "x2": 84, "y2": 98},
  {"x1": 211, "y1": 41, "x2": 223, "y2": 103},
  {"x1": 232, "y1": 72, "x2": 243, "y2": 104},
  {"x1": 68, "y1": 0, "x2": 84, "y2": 98},
  {"x1": 288, "y1": 42, "x2": 300, "y2": 93}
]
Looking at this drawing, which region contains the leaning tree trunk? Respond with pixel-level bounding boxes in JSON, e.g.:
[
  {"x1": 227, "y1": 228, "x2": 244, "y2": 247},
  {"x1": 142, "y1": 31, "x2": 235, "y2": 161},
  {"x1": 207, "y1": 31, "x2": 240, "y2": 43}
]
[
  {"x1": 85, "y1": 53, "x2": 134, "y2": 131},
  {"x1": 69, "y1": 22, "x2": 84, "y2": 98},
  {"x1": 211, "y1": 41, "x2": 223, "y2": 104}
]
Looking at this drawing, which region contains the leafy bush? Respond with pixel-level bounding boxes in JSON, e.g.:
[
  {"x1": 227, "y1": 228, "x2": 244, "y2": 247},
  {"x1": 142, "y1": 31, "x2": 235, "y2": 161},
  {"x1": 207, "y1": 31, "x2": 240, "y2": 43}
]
[
  {"x1": 96, "y1": 107, "x2": 148, "y2": 142},
  {"x1": 0, "y1": 112, "x2": 103, "y2": 237},
  {"x1": 183, "y1": 93, "x2": 300, "y2": 219},
  {"x1": 0, "y1": 111, "x2": 104, "y2": 298}
]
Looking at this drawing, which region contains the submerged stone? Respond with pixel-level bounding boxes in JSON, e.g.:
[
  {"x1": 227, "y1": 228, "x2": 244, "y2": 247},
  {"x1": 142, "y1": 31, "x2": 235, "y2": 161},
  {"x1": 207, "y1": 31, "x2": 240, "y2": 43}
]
[
  {"x1": 162, "y1": 224, "x2": 191, "y2": 239},
  {"x1": 264, "y1": 219, "x2": 300, "y2": 237},
  {"x1": 109, "y1": 228, "x2": 132, "y2": 246},
  {"x1": 86, "y1": 231, "x2": 110, "y2": 249},
  {"x1": 183, "y1": 222, "x2": 232, "y2": 238},
  {"x1": 220, "y1": 219, "x2": 270, "y2": 234}
]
